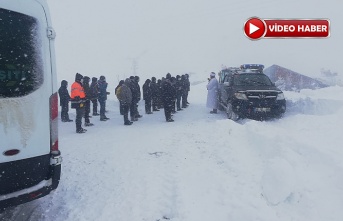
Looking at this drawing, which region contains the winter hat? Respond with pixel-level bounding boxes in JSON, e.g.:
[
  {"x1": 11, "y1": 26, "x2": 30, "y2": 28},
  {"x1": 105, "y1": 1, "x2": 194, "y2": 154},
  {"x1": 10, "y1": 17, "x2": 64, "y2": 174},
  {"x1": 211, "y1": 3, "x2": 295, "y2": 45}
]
[
  {"x1": 124, "y1": 78, "x2": 131, "y2": 85},
  {"x1": 151, "y1": 77, "x2": 156, "y2": 82},
  {"x1": 166, "y1": 73, "x2": 171, "y2": 79},
  {"x1": 210, "y1": 72, "x2": 216, "y2": 77},
  {"x1": 134, "y1": 76, "x2": 140, "y2": 82},
  {"x1": 83, "y1": 76, "x2": 90, "y2": 83},
  {"x1": 176, "y1": 75, "x2": 181, "y2": 80},
  {"x1": 100, "y1": 75, "x2": 105, "y2": 81},
  {"x1": 75, "y1": 73, "x2": 83, "y2": 81},
  {"x1": 92, "y1": 77, "x2": 97, "y2": 82},
  {"x1": 61, "y1": 80, "x2": 68, "y2": 87}
]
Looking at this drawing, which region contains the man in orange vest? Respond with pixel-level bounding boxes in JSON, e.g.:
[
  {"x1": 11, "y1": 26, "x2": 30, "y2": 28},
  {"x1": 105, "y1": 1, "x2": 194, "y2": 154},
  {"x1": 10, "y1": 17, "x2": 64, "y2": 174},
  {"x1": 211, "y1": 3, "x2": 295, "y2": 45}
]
[{"x1": 70, "y1": 73, "x2": 87, "y2": 133}]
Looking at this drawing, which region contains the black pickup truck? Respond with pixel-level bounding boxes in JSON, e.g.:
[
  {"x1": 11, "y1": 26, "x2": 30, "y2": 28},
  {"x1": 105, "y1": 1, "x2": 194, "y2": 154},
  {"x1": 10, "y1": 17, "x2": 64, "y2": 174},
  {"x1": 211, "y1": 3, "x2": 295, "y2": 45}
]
[{"x1": 217, "y1": 64, "x2": 286, "y2": 120}]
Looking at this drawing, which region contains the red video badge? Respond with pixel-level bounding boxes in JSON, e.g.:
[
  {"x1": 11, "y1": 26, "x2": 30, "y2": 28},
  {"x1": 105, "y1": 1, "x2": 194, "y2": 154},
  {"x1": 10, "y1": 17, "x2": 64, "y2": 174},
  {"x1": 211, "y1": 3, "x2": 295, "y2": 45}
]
[
  {"x1": 244, "y1": 17, "x2": 266, "y2": 40},
  {"x1": 263, "y1": 19, "x2": 330, "y2": 38},
  {"x1": 244, "y1": 18, "x2": 330, "y2": 39}
]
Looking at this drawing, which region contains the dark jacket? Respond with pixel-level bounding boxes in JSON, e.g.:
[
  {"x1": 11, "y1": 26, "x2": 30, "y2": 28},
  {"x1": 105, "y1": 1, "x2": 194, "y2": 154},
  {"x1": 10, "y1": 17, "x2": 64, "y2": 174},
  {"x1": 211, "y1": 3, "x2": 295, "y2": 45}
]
[
  {"x1": 83, "y1": 76, "x2": 91, "y2": 100},
  {"x1": 129, "y1": 79, "x2": 140, "y2": 102},
  {"x1": 98, "y1": 79, "x2": 108, "y2": 101},
  {"x1": 143, "y1": 79, "x2": 152, "y2": 101},
  {"x1": 161, "y1": 79, "x2": 176, "y2": 103},
  {"x1": 58, "y1": 80, "x2": 70, "y2": 106},
  {"x1": 89, "y1": 77, "x2": 99, "y2": 100},
  {"x1": 181, "y1": 75, "x2": 188, "y2": 94},
  {"x1": 150, "y1": 79, "x2": 159, "y2": 99},
  {"x1": 175, "y1": 78, "x2": 183, "y2": 97},
  {"x1": 119, "y1": 79, "x2": 132, "y2": 105}
]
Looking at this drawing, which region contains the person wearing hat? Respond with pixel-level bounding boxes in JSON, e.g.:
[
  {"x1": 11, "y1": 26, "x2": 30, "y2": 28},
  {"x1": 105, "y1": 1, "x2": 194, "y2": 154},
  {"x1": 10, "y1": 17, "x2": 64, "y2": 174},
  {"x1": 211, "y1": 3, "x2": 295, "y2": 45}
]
[
  {"x1": 206, "y1": 72, "x2": 219, "y2": 114},
  {"x1": 98, "y1": 75, "x2": 110, "y2": 121},
  {"x1": 90, "y1": 77, "x2": 99, "y2": 116},
  {"x1": 150, "y1": 77, "x2": 160, "y2": 111},
  {"x1": 70, "y1": 73, "x2": 87, "y2": 133},
  {"x1": 58, "y1": 80, "x2": 73, "y2": 122},
  {"x1": 82, "y1": 76, "x2": 94, "y2": 127},
  {"x1": 161, "y1": 73, "x2": 176, "y2": 122}
]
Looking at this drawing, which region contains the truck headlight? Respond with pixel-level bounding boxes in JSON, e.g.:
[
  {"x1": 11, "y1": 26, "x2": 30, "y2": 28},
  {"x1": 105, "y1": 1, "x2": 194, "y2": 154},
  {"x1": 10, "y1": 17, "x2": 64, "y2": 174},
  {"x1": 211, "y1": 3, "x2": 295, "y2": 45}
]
[
  {"x1": 234, "y1": 92, "x2": 248, "y2": 100},
  {"x1": 276, "y1": 92, "x2": 285, "y2": 100}
]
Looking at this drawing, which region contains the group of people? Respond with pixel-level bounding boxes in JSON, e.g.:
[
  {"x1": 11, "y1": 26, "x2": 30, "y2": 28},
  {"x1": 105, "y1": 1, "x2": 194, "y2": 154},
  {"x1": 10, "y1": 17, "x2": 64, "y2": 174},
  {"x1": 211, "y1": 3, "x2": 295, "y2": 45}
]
[
  {"x1": 58, "y1": 73, "x2": 111, "y2": 133},
  {"x1": 58, "y1": 72, "x2": 191, "y2": 133},
  {"x1": 115, "y1": 73, "x2": 191, "y2": 125}
]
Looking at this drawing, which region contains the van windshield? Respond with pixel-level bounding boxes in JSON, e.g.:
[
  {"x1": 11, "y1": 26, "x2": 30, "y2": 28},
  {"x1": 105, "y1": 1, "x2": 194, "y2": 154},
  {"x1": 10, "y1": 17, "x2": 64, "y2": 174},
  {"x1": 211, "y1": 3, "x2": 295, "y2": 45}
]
[{"x1": 0, "y1": 8, "x2": 43, "y2": 98}]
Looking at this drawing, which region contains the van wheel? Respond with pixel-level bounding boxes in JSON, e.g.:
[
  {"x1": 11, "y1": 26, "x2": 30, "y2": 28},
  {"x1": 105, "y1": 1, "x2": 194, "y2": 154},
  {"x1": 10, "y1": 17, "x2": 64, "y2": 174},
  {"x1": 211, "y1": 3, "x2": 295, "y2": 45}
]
[{"x1": 227, "y1": 103, "x2": 239, "y2": 121}]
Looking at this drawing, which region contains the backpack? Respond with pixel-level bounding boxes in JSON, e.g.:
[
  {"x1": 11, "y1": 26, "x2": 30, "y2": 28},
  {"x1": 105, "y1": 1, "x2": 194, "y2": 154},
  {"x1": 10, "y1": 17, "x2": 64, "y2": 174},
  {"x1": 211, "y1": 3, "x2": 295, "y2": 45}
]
[{"x1": 115, "y1": 86, "x2": 123, "y2": 100}]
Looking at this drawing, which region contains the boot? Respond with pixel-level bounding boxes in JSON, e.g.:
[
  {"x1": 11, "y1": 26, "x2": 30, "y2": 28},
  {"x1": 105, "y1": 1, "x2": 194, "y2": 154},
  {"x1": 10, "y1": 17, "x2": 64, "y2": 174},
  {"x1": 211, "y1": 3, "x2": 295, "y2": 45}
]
[
  {"x1": 131, "y1": 117, "x2": 138, "y2": 121},
  {"x1": 124, "y1": 121, "x2": 133, "y2": 125},
  {"x1": 85, "y1": 122, "x2": 94, "y2": 126},
  {"x1": 210, "y1": 109, "x2": 217, "y2": 114},
  {"x1": 76, "y1": 128, "x2": 87, "y2": 133}
]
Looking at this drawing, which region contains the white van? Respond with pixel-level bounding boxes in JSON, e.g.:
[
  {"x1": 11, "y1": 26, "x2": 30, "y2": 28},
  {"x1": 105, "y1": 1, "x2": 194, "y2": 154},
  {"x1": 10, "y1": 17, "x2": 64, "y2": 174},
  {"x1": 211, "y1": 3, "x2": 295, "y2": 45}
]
[{"x1": 0, "y1": 0, "x2": 61, "y2": 210}]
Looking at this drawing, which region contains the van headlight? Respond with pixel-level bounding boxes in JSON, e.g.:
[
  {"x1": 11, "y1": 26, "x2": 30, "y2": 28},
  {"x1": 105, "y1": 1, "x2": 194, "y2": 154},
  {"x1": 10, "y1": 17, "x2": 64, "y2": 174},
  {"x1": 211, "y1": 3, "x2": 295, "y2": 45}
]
[
  {"x1": 276, "y1": 92, "x2": 285, "y2": 100},
  {"x1": 234, "y1": 92, "x2": 248, "y2": 100}
]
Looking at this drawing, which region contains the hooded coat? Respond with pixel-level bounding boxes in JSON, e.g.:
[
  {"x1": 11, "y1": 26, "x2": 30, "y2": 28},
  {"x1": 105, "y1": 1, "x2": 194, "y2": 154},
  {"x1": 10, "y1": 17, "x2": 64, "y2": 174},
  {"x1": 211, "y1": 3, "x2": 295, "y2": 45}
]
[
  {"x1": 98, "y1": 76, "x2": 108, "y2": 101},
  {"x1": 58, "y1": 80, "x2": 70, "y2": 106},
  {"x1": 143, "y1": 79, "x2": 152, "y2": 101},
  {"x1": 89, "y1": 77, "x2": 99, "y2": 100},
  {"x1": 118, "y1": 79, "x2": 132, "y2": 105}
]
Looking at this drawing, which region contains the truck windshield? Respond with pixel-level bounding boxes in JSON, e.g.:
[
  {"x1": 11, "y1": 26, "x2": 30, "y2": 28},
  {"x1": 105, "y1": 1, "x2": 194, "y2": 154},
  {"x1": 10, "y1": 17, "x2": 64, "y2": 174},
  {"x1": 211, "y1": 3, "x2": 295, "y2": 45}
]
[
  {"x1": 233, "y1": 74, "x2": 273, "y2": 86},
  {"x1": 0, "y1": 8, "x2": 43, "y2": 98}
]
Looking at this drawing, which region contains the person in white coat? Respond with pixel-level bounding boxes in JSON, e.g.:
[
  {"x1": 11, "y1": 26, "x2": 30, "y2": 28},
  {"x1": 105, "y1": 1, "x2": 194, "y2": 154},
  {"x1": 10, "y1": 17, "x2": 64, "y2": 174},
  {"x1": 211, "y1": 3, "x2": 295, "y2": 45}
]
[{"x1": 206, "y1": 72, "x2": 219, "y2": 114}]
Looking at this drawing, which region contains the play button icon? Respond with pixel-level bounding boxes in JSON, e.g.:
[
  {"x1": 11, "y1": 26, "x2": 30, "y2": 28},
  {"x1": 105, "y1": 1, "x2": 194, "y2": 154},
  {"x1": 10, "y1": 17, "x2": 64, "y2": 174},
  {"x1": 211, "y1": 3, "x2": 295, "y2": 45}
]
[
  {"x1": 244, "y1": 17, "x2": 266, "y2": 40},
  {"x1": 249, "y1": 23, "x2": 260, "y2": 34}
]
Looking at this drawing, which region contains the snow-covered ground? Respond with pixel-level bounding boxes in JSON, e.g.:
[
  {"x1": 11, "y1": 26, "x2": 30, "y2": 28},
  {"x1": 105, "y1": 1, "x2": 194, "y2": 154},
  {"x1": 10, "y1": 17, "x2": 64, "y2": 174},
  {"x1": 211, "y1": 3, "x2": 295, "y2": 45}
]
[{"x1": 1, "y1": 83, "x2": 343, "y2": 221}]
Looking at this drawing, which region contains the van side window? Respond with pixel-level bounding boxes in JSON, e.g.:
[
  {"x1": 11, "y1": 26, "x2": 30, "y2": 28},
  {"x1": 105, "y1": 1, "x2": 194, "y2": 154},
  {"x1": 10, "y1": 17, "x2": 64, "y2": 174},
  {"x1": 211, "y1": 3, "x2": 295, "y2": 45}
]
[{"x1": 0, "y1": 9, "x2": 43, "y2": 98}]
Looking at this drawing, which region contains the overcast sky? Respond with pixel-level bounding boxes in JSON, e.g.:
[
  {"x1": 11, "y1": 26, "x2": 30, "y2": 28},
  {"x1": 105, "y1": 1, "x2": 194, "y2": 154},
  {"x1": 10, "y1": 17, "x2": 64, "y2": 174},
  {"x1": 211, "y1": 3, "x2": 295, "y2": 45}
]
[{"x1": 47, "y1": 0, "x2": 343, "y2": 84}]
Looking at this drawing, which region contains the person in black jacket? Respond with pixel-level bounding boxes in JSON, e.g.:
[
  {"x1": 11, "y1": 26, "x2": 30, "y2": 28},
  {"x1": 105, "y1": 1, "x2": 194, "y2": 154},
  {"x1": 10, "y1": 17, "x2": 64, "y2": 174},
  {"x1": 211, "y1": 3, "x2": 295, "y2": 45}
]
[
  {"x1": 90, "y1": 77, "x2": 99, "y2": 116},
  {"x1": 181, "y1": 74, "x2": 188, "y2": 108},
  {"x1": 143, "y1": 79, "x2": 153, "y2": 114},
  {"x1": 175, "y1": 75, "x2": 183, "y2": 111},
  {"x1": 162, "y1": 73, "x2": 176, "y2": 122},
  {"x1": 134, "y1": 76, "x2": 142, "y2": 118},
  {"x1": 150, "y1": 77, "x2": 160, "y2": 111},
  {"x1": 170, "y1": 77, "x2": 177, "y2": 114},
  {"x1": 98, "y1": 75, "x2": 110, "y2": 121},
  {"x1": 185, "y1": 73, "x2": 190, "y2": 105},
  {"x1": 157, "y1": 79, "x2": 163, "y2": 109},
  {"x1": 58, "y1": 80, "x2": 73, "y2": 122},
  {"x1": 83, "y1": 76, "x2": 94, "y2": 126}
]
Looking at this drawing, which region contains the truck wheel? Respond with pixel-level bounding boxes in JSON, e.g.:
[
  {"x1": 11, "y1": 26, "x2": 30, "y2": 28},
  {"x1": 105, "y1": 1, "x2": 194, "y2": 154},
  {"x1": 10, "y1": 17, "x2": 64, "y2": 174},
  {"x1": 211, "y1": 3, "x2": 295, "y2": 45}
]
[{"x1": 227, "y1": 103, "x2": 239, "y2": 121}]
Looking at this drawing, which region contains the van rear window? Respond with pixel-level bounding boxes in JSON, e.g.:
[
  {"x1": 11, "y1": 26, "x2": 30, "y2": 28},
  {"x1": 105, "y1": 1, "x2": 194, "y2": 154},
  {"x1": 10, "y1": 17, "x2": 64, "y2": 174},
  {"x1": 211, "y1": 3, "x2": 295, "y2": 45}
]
[{"x1": 0, "y1": 8, "x2": 43, "y2": 98}]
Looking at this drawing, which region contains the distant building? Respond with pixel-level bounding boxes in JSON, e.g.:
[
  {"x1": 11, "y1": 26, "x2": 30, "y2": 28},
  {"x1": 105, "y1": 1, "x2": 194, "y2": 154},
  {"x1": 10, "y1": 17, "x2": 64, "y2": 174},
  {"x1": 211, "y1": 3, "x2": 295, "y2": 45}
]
[{"x1": 264, "y1": 65, "x2": 329, "y2": 91}]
